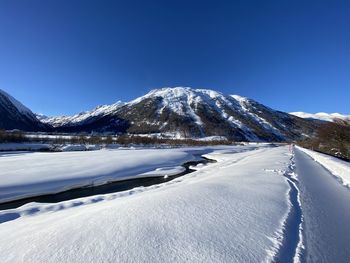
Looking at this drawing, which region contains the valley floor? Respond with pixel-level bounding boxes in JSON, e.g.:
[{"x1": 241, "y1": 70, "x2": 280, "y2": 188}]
[{"x1": 0, "y1": 145, "x2": 349, "y2": 262}]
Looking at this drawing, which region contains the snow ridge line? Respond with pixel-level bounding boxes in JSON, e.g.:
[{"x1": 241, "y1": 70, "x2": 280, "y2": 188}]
[{"x1": 271, "y1": 149, "x2": 305, "y2": 263}]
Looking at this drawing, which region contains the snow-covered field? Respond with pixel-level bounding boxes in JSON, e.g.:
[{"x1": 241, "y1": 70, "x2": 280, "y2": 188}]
[
  {"x1": 0, "y1": 145, "x2": 266, "y2": 203},
  {"x1": 0, "y1": 148, "x2": 196, "y2": 203},
  {"x1": 297, "y1": 146, "x2": 350, "y2": 187},
  {"x1": 0, "y1": 145, "x2": 295, "y2": 262}
]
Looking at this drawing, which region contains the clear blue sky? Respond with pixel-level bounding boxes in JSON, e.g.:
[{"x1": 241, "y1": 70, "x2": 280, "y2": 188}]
[{"x1": 0, "y1": 0, "x2": 349, "y2": 116}]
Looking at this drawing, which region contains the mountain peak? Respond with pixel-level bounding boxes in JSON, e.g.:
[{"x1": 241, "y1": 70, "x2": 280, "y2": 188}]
[
  {"x1": 0, "y1": 88, "x2": 48, "y2": 131},
  {"x1": 145, "y1": 87, "x2": 225, "y2": 98},
  {"x1": 0, "y1": 89, "x2": 33, "y2": 115},
  {"x1": 0, "y1": 88, "x2": 321, "y2": 141}
]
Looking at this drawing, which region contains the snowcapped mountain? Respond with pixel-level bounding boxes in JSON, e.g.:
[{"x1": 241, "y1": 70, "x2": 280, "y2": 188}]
[
  {"x1": 289, "y1": 112, "x2": 350, "y2": 122},
  {"x1": 38, "y1": 102, "x2": 124, "y2": 128},
  {"x1": 42, "y1": 87, "x2": 320, "y2": 141},
  {"x1": 0, "y1": 87, "x2": 323, "y2": 141},
  {"x1": 0, "y1": 89, "x2": 48, "y2": 131}
]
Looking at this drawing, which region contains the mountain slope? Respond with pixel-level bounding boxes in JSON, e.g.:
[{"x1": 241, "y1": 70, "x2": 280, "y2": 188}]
[
  {"x1": 120, "y1": 88, "x2": 320, "y2": 141},
  {"x1": 290, "y1": 112, "x2": 350, "y2": 122},
  {"x1": 43, "y1": 87, "x2": 320, "y2": 141},
  {"x1": 38, "y1": 102, "x2": 125, "y2": 128},
  {"x1": 0, "y1": 89, "x2": 48, "y2": 131}
]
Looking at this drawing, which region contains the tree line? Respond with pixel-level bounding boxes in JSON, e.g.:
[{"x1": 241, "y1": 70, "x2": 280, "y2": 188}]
[
  {"x1": 0, "y1": 130, "x2": 233, "y2": 146},
  {"x1": 298, "y1": 119, "x2": 350, "y2": 161}
]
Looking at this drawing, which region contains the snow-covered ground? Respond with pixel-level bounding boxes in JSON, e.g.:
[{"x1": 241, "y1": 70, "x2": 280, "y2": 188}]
[
  {"x1": 297, "y1": 146, "x2": 350, "y2": 187},
  {"x1": 294, "y1": 148, "x2": 350, "y2": 262},
  {"x1": 0, "y1": 145, "x2": 294, "y2": 262},
  {"x1": 0, "y1": 145, "x2": 268, "y2": 203},
  {"x1": 0, "y1": 148, "x2": 196, "y2": 203}
]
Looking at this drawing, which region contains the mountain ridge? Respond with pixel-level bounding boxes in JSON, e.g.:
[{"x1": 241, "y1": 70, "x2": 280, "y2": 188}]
[
  {"x1": 290, "y1": 112, "x2": 350, "y2": 122},
  {"x1": 37, "y1": 87, "x2": 321, "y2": 142},
  {"x1": 0, "y1": 89, "x2": 48, "y2": 131},
  {"x1": 0, "y1": 87, "x2": 324, "y2": 141}
]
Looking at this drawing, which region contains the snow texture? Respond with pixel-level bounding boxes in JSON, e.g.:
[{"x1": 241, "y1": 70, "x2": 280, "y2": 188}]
[
  {"x1": 0, "y1": 146, "x2": 293, "y2": 263},
  {"x1": 294, "y1": 148, "x2": 350, "y2": 262},
  {"x1": 0, "y1": 148, "x2": 197, "y2": 203},
  {"x1": 297, "y1": 146, "x2": 350, "y2": 187}
]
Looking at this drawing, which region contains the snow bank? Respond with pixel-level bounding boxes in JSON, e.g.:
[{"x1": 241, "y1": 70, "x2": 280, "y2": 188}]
[
  {"x1": 60, "y1": 144, "x2": 87, "y2": 151},
  {"x1": 59, "y1": 144, "x2": 102, "y2": 151},
  {"x1": 0, "y1": 146, "x2": 292, "y2": 263},
  {"x1": 196, "y1": 136, "x2": 228, "y2": 141},
  {"x1": 297, "y1": 146, "x2": 350, "y2": 187}
]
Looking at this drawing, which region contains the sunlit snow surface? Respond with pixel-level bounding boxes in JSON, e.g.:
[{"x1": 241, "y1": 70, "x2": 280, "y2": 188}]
[
  {"x1": 0, "y1": 146, "x2": 294, "y2": 263},
  {"x1": 0, "y1": 148, "x2": 195, "y2": 203},
  {"x1": 297, "y1": 146, "x2": 350, "y2": 187}
]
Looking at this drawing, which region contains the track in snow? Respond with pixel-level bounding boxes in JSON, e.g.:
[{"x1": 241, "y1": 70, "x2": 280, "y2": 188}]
[
  {"x1": 273, "y1": 151, "x2": 304, "y2": 263},
  {"x1": 294, "y1": 148, "x2": 350, "y2": 262}
]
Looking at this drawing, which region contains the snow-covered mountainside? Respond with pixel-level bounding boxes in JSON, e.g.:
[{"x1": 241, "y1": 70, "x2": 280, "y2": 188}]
[
  {"x1": 43, "y1": 87, "x2": 319, "y2": 141},
  {"x1": 290, "y1": 112, "x2": 350, "y2": 122},
  {"x1": 0, "y1": 89, "x2": 48, "y2": 131},
  {"x1": 0, "y1": 87, "x2": 321, "y2": 140},
  {"x1": 38, "y1": 102, "x2": 124, "y2": 128}
]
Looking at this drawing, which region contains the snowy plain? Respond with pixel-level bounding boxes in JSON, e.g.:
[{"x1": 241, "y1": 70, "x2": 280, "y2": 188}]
[
  {"x1": 0, "y1": 145, "x2": 295, "y2": 263},
  {"x1": 0, "y1": 145, "x2": 268, "y2": 203}
]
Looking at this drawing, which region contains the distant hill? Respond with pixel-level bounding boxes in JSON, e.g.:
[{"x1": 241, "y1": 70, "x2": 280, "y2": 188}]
[{"x1": 290, "y1": 112, "x2": 350, "y2": 122}]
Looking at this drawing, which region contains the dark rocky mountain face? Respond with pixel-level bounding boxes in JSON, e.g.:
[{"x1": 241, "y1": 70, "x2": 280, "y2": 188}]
[{"x1": 0, "y1": 89, "x2": 49, "y2": 131}]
